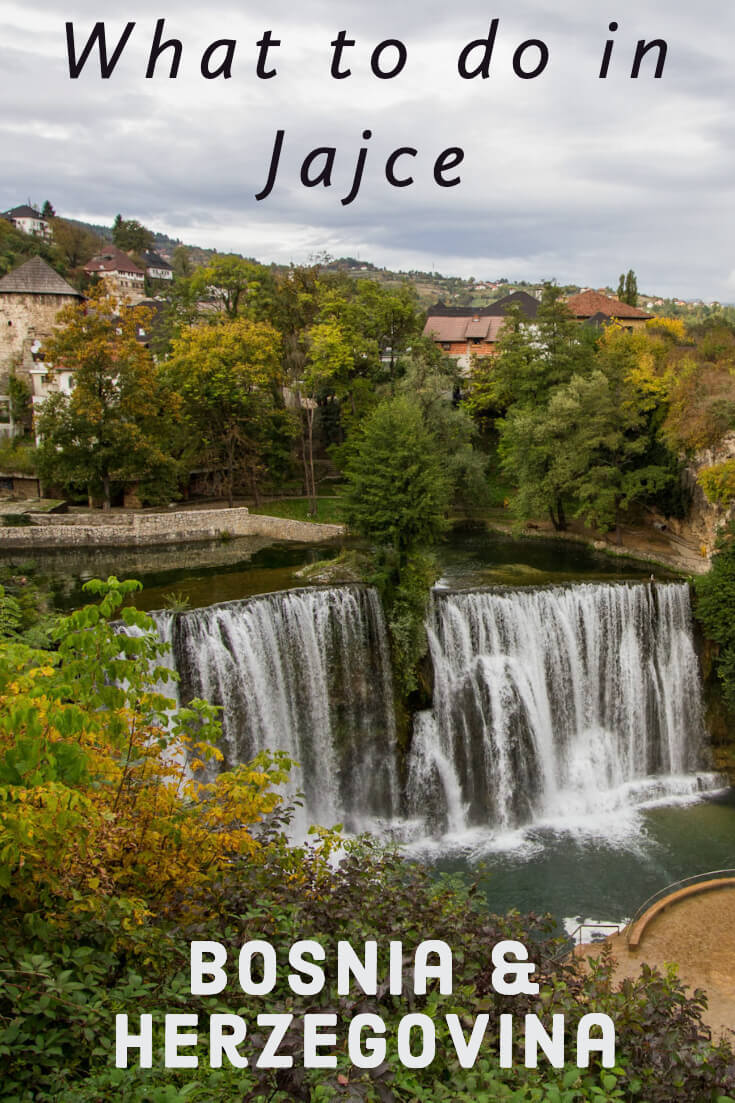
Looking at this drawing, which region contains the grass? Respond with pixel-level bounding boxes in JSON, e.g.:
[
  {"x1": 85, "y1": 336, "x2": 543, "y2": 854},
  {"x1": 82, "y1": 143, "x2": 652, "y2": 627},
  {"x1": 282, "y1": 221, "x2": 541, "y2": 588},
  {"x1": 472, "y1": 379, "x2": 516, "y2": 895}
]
[
  {"x1": 0, "y1": 439, "x2": 38, "y2": 475},
  {"x1": 249, "y1": 497, "x2": 345, "y2": 524}
]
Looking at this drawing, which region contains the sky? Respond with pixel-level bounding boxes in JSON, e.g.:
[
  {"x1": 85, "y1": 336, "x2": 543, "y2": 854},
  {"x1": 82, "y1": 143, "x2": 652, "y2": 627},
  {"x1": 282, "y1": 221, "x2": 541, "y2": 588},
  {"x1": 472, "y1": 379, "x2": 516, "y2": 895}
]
[{"x1": 2, "y1": 0, "x2": 735, "y2": 301}]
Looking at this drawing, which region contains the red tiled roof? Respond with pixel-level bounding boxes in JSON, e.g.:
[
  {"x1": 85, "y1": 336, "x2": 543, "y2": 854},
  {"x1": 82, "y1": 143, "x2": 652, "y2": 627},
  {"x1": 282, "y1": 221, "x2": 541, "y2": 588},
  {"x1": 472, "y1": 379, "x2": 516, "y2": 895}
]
[
  {"x1": 83, "y1": 245, "x2": 145, "y2": 277},
  {"x1": 566, "y1": 290, "x2": 651, "y2": 320}
]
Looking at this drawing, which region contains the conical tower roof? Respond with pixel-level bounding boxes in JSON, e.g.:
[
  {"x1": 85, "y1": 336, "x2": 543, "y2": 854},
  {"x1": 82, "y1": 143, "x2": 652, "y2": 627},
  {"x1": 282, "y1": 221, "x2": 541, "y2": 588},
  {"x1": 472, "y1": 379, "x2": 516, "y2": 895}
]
[{"x1": 0, "y1": 255, "x2": 82, "y2": 297}]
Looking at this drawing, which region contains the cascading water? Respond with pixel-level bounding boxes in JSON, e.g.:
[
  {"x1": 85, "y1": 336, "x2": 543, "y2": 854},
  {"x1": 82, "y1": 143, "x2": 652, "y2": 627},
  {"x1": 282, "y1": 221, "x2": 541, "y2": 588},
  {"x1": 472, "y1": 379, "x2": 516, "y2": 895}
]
[
  {"x1": 406, "y1": 581, "x2": 721, "y2": 838},
  {"x1": 140, "y1": 578, "x2": 719, "y2": 846},
  {"x1": 165, "y1": 585, "x2": 399, "y2": 833}
]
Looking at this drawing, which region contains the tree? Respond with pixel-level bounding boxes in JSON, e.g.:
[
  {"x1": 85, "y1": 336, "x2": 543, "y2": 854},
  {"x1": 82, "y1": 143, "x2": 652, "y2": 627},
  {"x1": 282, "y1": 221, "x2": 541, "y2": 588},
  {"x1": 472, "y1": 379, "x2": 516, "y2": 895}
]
[
  {"x1": 190, "y1": 254, "x2": 271, "y2": 318},
  {"x1": 50, "y1": 217, "x2": 103, "y2": 269},
  {"x1": 302, "y1": 317, "x2": 353, "y2": 513},
  {"x1": 398, "y1": 346, "x2": 489, "y2": 514},
  {"x1": 618, "y1": 269, "x2": 638, "y2": 306},
  {"x1": 172, "y1": 244, "x2": 193, "y2": 278},
  {"x1": 265, "y1": 263, "x2": 331, "y2": 501},
  {"x1": 111, "y1": 214, "x2": 154, "y2": 255},
  {"x1": 164, "y1": 317, "x2": 287, "y2": 506},
  {"x1": 624, "y1": 268, "x2": 638, "y2": 305},
  {"x1": 499, "y1": 326, "x2": 673, "y2": 539},
  {"x1": 36, "y1": 291, "x2": 179, "y2": 508},
  {"x1": 7, "y1": 372, "x2": 32, "y2": 437},
  {"x1": 352, "y1": 279, "x2": 420, "y2": 386},
  {"x1": 0, "y1": 577, "x2": 289, "y2": 916},
  {"x1": 467, "y1": 284, "x2": 594, "y2": 420},
  {"x1": 695, "y1": 522, "x2": 735, "y2": 715},
  {"x1": 343, "y1": 395, "x2": 451, "y2": 559},
  {"x1": 41, "y1": 200, "x2": 55, "y2": 219},
  {"x1": 664, "y1": 359, "x2": 735, "y2": 452}
]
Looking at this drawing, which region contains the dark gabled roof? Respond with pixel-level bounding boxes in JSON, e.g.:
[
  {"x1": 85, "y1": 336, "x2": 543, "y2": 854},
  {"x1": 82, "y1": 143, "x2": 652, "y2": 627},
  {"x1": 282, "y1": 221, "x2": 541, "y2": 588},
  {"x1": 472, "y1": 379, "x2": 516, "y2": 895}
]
[
  {"x1": 0, "y1": 255, "x2": 82, "y2": 297},
  {"x1": 584, "y1": 311, "x2": 613, "y2": 328},
  {"x1": 3, "y1": 204, "x2": 45, "y2": 220},
  {"x1": 143, "y1": 251, "x2": 172, "y2": 271},
  {"x1": 484, "y1": 291, "x2": 539, "y2": 318},
  {"x1": 426, "y1": 291, "x2": 539, "y2": 321}
]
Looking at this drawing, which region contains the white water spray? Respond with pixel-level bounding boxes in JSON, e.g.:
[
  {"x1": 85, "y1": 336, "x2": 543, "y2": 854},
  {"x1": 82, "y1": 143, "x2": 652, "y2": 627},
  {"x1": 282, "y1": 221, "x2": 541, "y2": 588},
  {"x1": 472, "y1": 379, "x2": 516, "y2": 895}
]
[{"x1": 406, "y1": 582, "x2": 719, "y2": 837}]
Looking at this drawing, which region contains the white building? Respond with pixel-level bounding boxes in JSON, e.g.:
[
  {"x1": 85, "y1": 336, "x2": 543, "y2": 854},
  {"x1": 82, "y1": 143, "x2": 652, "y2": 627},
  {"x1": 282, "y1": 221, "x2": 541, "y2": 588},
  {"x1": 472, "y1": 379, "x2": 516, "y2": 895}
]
[{"x1": 2, "y1": 204, "x2": 52, "y2": 240}]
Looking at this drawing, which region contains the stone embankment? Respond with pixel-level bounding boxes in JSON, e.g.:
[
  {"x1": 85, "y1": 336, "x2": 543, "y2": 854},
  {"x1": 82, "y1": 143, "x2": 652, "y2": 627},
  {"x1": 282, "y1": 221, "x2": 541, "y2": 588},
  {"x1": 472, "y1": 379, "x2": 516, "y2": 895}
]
[{"x1": 0, "y1": 507, "x2": 345, "y2": 548}]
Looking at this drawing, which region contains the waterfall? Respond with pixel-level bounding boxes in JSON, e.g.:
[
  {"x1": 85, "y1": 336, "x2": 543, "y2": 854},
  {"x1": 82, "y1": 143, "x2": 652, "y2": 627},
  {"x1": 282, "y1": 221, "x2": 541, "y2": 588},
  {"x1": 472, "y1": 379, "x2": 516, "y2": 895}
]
[
  {"x1": 139, "y1": 578, "x2": 718, "y2": 846},
  {"x1": 166, "y1": 586, "x2": 399, "y2": 833},
  {"x1": 406, "y1": 582, "x2": 718, "y2": 837}
]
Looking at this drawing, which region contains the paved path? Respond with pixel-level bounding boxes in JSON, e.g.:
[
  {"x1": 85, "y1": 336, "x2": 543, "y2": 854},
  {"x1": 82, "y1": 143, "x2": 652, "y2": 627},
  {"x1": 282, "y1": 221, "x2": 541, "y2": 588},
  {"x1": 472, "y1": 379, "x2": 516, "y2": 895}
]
[{"x1": 585, "y1": 886, "x2": 735, "y2": 1039}]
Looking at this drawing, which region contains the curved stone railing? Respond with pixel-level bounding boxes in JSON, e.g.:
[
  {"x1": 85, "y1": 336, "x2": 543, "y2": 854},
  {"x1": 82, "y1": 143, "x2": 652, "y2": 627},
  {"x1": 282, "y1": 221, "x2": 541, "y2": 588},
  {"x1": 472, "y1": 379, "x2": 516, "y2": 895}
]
[{"x1": 626, "y1": 869, "x2": 735, "y2": 949}]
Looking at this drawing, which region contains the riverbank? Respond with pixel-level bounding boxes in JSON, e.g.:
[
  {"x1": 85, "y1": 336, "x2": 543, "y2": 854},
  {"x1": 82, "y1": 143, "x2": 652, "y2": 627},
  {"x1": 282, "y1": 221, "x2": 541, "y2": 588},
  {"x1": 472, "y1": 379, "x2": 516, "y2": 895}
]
[
  {"x1": 482, "y1": 512, "x2": 707, "y2": 575},
  {"x1": 0, "y1": 505, "x2": 346, "y2": 548}
]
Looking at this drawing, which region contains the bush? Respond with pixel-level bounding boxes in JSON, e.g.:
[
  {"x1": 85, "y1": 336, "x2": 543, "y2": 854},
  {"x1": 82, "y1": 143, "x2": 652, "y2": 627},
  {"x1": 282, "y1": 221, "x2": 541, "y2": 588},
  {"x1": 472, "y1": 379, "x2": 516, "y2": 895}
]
[
  {"x1": 695, "y1": 522, "x2": 735, "y2": 716},
  {"x1": 1, "y1": 580, "x2": 734, "y2": 1101}
]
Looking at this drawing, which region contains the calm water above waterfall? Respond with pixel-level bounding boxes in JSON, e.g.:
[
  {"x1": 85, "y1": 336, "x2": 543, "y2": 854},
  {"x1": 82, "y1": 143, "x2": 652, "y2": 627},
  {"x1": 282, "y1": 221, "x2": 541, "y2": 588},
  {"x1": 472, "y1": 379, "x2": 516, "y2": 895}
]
[{"x1": 16, "y1": 523, "x2": 671, "y2": 613}]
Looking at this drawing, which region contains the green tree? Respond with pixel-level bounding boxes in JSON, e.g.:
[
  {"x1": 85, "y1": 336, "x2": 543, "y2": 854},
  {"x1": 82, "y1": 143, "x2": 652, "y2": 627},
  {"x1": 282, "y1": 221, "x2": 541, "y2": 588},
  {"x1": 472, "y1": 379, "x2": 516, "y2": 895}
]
[
  {"x1": 352, "y1": 279, "x2": 420, "y2": 386},
  {"x1": 624, "y1": 268, "x2": 638, "y2": 306},
  {"x1": 343, "y1": 395, "x2": 451, "y2": 559},
  {"x1": 265, "y1": 263, "x2": 334, "y2": 502},
  {"x1": 499, "y1": 326, "x2": 672, "y2": 538},
  {"x1": 111, "y1": 214, "x2": 154, "y2": 255},
  {"x1": 171, "y1": 244, "x2": 193, "y2": 278},
  {"x1": 618, "y1": 269, "x2": 639, "y2": 306},
  {"x1": 467, "y1": 284, "x2": 594, "y2": 420},
  {"x1": 36, "y1": 291, "x2": 179, "y2": 508},
  {"x1": 695, "y1": 522, "x2": 735, "y2": 715},
  {"x1": 301, "y1": 316, "x2": 353, "y2": 513},
  {"x1": 49, "y1": 217, "x2": 103, "y2": 270},
  {"x1": 398, "y1": 346, "x2": 488, "y2": 514},
  {"x1": 190, "y1": 254, "x2": 271, "y2": 318},
  {"x1": 164, "y1": 316, "x2": 287, "y2": 506},
  {"x1": 8, "y1": 372, "x2": 32, "y2": 436}
]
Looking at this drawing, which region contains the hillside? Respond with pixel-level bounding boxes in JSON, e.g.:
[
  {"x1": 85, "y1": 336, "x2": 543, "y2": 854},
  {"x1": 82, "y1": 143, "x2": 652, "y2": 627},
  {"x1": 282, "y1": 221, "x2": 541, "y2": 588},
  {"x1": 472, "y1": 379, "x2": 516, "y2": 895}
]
[{"x1": 4, "y1": 202, "x2": 735, "y2": 319}]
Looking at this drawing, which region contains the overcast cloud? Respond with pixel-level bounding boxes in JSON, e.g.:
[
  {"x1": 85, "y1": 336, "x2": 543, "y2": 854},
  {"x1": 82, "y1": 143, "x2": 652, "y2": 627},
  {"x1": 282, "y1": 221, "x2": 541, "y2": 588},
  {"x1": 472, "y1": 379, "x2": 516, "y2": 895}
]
[{"x1": 2, "y1": 0, "x2": 734, "y2": 300}]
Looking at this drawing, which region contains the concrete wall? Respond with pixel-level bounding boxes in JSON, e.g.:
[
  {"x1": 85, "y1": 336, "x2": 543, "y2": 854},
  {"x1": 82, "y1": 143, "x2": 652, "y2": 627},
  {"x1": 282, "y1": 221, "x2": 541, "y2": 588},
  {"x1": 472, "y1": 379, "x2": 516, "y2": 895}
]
[{"x1": 0, "y1": 506, "x2": 346, "y2": 548}]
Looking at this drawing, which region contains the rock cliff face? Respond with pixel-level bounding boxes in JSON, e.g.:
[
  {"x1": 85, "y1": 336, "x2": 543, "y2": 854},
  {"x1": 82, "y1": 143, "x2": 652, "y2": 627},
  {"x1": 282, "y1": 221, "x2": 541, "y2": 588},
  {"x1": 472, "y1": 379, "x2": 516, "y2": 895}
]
[{"x1": 666, "y1": 434, "x2": 735, "y2": 556}]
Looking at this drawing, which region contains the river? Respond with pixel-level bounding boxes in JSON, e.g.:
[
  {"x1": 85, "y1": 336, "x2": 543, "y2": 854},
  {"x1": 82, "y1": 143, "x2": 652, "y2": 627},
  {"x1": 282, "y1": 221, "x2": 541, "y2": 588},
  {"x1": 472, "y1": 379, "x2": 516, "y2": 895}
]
[{"x1": 5, "y1": 523, "x2": 732, "y2": 935}]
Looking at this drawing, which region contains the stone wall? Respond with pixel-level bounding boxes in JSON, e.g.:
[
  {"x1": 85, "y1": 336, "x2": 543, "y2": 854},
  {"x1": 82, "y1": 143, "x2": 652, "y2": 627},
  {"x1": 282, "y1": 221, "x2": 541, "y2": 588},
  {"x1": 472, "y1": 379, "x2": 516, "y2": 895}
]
[
  {"x1": 0, "y1": 506, "x2": 346, "y2": 548},
  {"x1": 0, "y1": 292, "x2": 79, "y2": 375}
]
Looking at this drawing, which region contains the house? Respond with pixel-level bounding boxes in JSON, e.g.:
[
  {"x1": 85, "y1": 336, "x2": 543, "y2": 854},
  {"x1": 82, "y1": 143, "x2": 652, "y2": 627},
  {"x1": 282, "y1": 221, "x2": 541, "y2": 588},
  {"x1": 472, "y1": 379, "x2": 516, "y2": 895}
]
[
  {"x1": 83, "y1": 245, "x2": 146, "y2": 300},
  {"x1": 423, "y1": 291, "x2": 539, "y2": 372},
  {"x1": 2, "y1": 204, "x2": 52, "y2": 241},
  {"x1": 143, "y1": 250, "x2": 173, "y2": 282},
  {"x1": 566, "y1": 290, "x2": 652, "y2": 331},
  {"x1": 124, "y1": 298, "x2": 168, "y2": 350}
]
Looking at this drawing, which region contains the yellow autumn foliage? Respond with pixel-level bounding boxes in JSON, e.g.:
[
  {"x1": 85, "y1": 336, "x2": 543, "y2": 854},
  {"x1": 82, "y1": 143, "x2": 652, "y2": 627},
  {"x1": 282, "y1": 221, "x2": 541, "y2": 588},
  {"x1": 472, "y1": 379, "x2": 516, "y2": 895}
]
[
  {"x1": 0, "y1": 579, "x2": 291, "y2": 924},
  {"x1": 698, "y1": 458, "x2": 735, "y2": 506}
]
